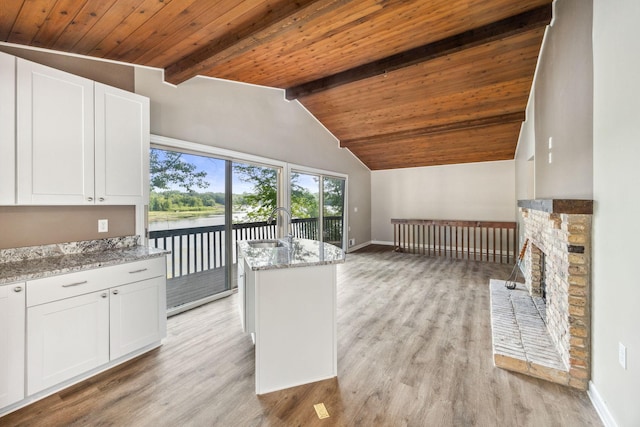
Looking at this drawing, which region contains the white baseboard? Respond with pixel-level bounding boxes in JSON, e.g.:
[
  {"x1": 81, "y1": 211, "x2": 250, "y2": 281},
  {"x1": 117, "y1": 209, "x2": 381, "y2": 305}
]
[
  {"x1": 371, "y1": 240, "x2": 394, "y2": 246},
  {"x1": 588, "y1": 381, "x2": 618, "y2": 427},
  {"x1": 346, "y1": 241, "x2": 372, "y2": 252},
  {"x1": 345, "y1": 240, "x2": 396, "y2": 253}
]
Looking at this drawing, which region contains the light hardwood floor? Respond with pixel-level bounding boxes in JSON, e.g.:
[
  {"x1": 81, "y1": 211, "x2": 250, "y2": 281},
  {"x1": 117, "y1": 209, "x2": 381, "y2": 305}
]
[{"x1": 1, "y1": 245, "x2": 602, "y2": 426}]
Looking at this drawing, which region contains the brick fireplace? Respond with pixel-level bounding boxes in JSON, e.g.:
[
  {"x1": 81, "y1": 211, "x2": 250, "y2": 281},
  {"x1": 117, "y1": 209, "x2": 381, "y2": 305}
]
[{"x1": 490, "y1": 199, "x2": 592, "y2": 390}]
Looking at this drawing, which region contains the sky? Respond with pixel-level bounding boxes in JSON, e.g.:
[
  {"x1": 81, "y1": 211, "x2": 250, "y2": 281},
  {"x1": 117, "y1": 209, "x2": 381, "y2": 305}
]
[{"x1": 154, "y1": 149, "x2": 319, "y2": 194}]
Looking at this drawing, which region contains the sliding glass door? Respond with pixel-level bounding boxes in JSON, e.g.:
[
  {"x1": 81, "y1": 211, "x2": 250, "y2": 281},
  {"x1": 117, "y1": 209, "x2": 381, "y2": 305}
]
[
  {"x1": 290, "y1": 170, "x2": 346, "y2": 249},
  {"x1": 323, "y1": 176, "x2": 346, "y2": 247},
  {"x1": 231, "y1": 160, "x2": 280, "y2": 276},
  {"x1": 291, "y1": 172, "x2": 320, "y2": 240},
  {"x1": 148, "y1": 148, "x2": 229, "y2": 314},
  {"x1": 148, "y1": 140, "x2": 347, "y2": 315}
]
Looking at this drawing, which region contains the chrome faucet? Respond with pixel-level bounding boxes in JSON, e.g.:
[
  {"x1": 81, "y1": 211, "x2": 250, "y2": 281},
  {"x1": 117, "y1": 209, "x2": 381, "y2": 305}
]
[{"x1": 268, "y1": 207, "x2": 293, "y2": 245}]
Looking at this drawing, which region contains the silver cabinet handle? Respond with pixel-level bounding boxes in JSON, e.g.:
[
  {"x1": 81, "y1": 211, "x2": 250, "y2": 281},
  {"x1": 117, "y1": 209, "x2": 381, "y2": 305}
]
[
  {"x1": 101, "y1": 292, "x2": 108, "y2": 298},
  {"x1": 13, "y1": 286, "x2": 23, "y2": 293},
  {"x1": 62, "y1": 280, "x2": 88, "y2": 288},
  {"x1": 129, "y1": 268, "x2": 148, "y2": 274},
  {"x1": 112, "y1": 289, "x2": 119, "y2": 295},
  {"x1": 87, "y1": 197, "x2": 93, "y2": 202},
  {"x1": 99, "y1": 197, "x2": 105, "y2": 202}
]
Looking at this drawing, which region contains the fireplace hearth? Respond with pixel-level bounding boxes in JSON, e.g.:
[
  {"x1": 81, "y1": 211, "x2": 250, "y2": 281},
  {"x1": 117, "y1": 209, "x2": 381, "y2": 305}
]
[{"x1": 490, "y1": 199, "x2": 592, "y2": 390}]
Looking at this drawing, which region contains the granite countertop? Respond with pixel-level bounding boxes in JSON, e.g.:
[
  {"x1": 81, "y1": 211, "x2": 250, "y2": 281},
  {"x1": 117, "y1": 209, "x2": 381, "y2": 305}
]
[
  {"x1": 0, "y1": 236, "x2": 169, "y2": 285},
  {"x1": 237, "y1": 238, "x2": 345, "y2": 271}
]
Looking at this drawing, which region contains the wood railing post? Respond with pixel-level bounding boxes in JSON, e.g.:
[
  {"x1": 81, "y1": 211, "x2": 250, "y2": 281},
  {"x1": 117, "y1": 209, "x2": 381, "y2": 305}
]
[{"x1": 390, "y1": 218, "x2": 516, "y2": 264}]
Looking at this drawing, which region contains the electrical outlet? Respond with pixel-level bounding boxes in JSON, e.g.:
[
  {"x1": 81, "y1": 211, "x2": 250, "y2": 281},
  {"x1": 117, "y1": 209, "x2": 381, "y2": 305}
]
[
  {"x1": 98, "y1": 219, "x2": 109, "y2": 233},
  {"x1": 349, "y1": 238, "x2": 356, "y2": 247},
  {"x1": 619, "y1": 342, "x2": 627, "y2": 369}
]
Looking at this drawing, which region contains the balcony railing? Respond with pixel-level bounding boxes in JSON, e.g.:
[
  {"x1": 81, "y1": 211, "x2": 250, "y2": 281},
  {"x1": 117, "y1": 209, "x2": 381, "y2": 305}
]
[
  {"x1": 391, "y1": 218, "x2": 517, "y2": 264},
  {"x1": 149, "y1": 216, "x2": 344, "y2": 280}
]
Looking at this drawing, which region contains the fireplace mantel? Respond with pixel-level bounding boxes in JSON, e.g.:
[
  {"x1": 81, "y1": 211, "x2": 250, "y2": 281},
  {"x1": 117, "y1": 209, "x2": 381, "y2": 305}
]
[{"x1": 517, "y1": 199, "x2": 593, "y2": 214}]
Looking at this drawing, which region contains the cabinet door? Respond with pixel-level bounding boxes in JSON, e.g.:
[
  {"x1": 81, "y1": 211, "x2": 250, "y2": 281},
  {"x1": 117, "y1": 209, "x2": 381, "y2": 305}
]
[
  {"x1": 110, "y1": 276, "x2": 166, "y2": 360},
  {"x1": 0, "y1": 52, "x2": 15, "y2": 205},
  {"x1": 95, "y1": 83, "x2": 149, "y2": 205},
  {"x1": 0, "y1": 283, "x2": 25, "y2": 408},
  {"x1": 16, "y1": 58, "x2": 95, "y2": 205},
  {"x1": 27, "y1": 290, "x2": 109, "y2": 395}
]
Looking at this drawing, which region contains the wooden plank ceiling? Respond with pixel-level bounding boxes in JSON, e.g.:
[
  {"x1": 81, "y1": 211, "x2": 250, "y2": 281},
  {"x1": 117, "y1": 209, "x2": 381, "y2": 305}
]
[{"x1": 0, "y1": 0, "x2": 552, "y2": 170}]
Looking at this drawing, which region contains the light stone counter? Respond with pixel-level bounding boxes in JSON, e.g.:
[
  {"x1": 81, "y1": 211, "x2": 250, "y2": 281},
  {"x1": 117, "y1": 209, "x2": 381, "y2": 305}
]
[
  {"x1": 237, "y1": 238, "x2": 345, "y2": 271},
  {"x1": 0, "y1": 236, "x2": 169, "y2": 285}
]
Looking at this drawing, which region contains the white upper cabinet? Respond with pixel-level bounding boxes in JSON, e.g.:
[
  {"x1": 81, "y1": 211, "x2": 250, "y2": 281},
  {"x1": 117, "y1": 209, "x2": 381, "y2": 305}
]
[
  {"x1": 12, "y1": 56, "x2": 149, "y2": 206},
  {"x1": 95, "y1": 83, "x2": 149, "y2": 204},
  {"x1": 16, "y1": 58, "x2": 95, "y2": 205},
  {"x1": 0, "y1": 52, "x2": 16, "y2": 205}
]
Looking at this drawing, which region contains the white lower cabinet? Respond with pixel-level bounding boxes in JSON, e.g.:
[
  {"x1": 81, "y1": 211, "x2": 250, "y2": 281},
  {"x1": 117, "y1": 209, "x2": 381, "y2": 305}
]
[
  {"x1": 27, "y1": 290, "x2": 110, "y2": 394},
  {"x1": 0, "y1": 282, "x2": 25, "y2": 408},
  {"x1": 110, "y1": 276, "x2": 166, "y2": 360},
  {"x1": 23, "y1": 257, "x2": 166, "y2": 398}
]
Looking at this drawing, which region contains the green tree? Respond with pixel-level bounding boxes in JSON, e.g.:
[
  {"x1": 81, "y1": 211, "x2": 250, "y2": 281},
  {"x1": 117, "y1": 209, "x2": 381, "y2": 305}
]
[
  {"x1": 323, "y1": 177, "x2": 345, "y2": 216},
  {"x1": 290, "y1": 174, "x2": 318, "y2": 218},
  {"x1": 150, "y1": 148, "x2": 209, "y2": 192},
  {"x1": 233, "y1": 164, "x2": 278, "y2": 221},
  {"x1": 232, "y1": 164, "x2": 346, "y2": 227}
]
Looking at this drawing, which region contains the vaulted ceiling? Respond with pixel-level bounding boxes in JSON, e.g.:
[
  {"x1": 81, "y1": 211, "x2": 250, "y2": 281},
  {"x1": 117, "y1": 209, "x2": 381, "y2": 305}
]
[{"x1": 0, "y1": 0, "x2": 552, "y2": 170}]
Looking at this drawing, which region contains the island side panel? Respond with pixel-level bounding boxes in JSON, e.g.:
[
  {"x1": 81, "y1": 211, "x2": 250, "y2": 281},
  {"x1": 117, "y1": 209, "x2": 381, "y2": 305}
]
[{"x1": 254, "y1": 264, "x2": 337, "y2": 395}]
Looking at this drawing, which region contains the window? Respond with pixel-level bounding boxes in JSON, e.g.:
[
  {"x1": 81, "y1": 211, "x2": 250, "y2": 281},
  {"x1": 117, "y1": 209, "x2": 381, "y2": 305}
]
[
  {"x1": 290, "y1": 169, "x2": 346, "y2": 249},
  {"x1": 147, "y1": 135, "x2": 347, "y2": 314}
]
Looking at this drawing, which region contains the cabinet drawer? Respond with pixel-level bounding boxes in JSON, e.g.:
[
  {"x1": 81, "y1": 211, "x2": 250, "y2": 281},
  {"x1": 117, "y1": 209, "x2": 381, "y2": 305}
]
[
  {"x1": 27, "y1": 257, "x2": 166, "y2": 307},
  {"x1": 100, "y1": 257, "x2": 165, "y2": 289},
  {"x1": 27, "y1": 268, "x2": 109, "y2": 307}
]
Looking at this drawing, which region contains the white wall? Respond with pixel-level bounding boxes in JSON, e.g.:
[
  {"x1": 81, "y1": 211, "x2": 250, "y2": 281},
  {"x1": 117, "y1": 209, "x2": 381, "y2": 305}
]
[
  {"x1": 134, "y1": 68, "x2": 371, "y2": 248},
  {"x1": 371, "y1": 160, "x2": 516, "y2": 243},
  {"x1": 0, "y1": 43, "x2": 135, "y2": 91},
  {"x1": 591, "y1": 1, "x2": 640, "y2": 425},
  {"x1": 515, "y1": 96, "x2": 536, "y2": 246},
  {"x1": 515, "y1": 0, "x2": 593, "y2": 200},
  {"x1": 515, "y1": 93, "x2": 535, "y2": 202}
]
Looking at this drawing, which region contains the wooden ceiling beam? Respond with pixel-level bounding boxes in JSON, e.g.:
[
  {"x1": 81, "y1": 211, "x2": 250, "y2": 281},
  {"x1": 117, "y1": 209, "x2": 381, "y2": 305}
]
[
  {"x1": 339, "y1": 112, "x2": 525, "y2": 148},
  {"x1": 285, "y1": 4, "x2": 551, "y2": 100},
  {"x1": 163, "y1": 0, "x2": 345, "y2": 85}
]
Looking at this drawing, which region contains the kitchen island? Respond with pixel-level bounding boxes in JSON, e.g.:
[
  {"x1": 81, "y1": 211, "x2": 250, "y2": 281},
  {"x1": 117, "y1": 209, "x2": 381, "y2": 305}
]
[{"x1": 237, "y1": 238, "x2": 345, "y2": 395}]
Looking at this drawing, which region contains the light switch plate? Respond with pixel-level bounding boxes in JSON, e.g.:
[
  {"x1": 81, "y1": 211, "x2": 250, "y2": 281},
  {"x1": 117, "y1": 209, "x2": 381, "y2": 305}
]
[
  {"x1": 619, "y1": 342, "x2": 627, "y2": 369},
  {"x1": 98, "y1": 219, "x2": 109, "y2": 233}
]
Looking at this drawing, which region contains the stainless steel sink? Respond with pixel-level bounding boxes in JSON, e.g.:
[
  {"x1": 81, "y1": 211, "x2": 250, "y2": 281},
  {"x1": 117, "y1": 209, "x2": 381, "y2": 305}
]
[{"x1": 247, "y1": 239, "x2": 286, "y2": 249}]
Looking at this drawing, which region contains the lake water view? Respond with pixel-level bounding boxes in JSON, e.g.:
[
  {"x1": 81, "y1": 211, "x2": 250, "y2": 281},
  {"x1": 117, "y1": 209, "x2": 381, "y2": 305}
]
[
  {"x1": 149, "y1": 215, "x2": 225, "y2": 231},
  {"x1": 149, "y1": 212, "x2": 249, "y2": 231}
]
